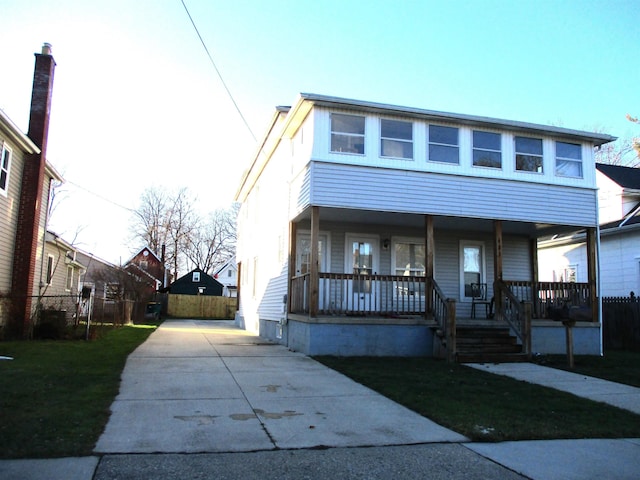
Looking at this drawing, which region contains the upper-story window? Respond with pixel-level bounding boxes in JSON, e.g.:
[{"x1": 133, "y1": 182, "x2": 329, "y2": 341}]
[
  {"x1": 330, "y1": 113, "x2": 365, "y2": 154},
  {"x1": 555, "y1": 141, "x2": 583, "y2": 178},
  {"x1": 428, "y1": 125, "x2": 459, "y2": 164},
  {"x1": 1, "y1": 142, "x2": 12, "y2": 196},
  {"x1": 380, "y1": 119, "x2": 413, "y2": 159},
  {"x1": 515, "y1": 136, "x2": 543, "y2": 173},
  {"x1": 473, "y1": 131, "x2": 502, "y2": 168},
  {"x1": 192, "y1": 271, "x2": 201, "y2": 282}
]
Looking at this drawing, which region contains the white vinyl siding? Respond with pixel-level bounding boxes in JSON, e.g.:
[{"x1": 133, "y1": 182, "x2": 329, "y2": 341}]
[{"x1": 309, "y1": 162, "x2": 598, "y2": 227}]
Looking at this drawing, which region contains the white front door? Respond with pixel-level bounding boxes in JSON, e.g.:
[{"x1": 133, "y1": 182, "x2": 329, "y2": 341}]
[{"x1": 345, "y1": 234, "x2": 379, "y2": 312}]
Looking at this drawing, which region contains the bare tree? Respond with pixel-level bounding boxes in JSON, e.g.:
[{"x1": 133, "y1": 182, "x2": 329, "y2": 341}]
[
  {"x1": 130, "y1": 186, "x2": 198, "y2": 279},
  {"x1": 184, "y1": 203, "x2": 238, "y2": 274},
  {"x1": 594, "y1": 115, "x2": 640, "y2": 167}
]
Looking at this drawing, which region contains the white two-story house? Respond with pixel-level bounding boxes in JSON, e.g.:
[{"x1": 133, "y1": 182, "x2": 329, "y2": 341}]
[{"x1": 234, "y1": 94, "x2": 615, "y2": 361}]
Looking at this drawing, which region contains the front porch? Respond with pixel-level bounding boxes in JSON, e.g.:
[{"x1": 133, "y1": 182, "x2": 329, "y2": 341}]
[{"x1": 288, "y1": 272, "x2": 597, "y2": 361}]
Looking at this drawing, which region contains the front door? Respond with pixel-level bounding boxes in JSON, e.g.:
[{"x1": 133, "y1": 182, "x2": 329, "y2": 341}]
[{"x1": 345, "y1": 234, "x2": 379, "y2": 312}]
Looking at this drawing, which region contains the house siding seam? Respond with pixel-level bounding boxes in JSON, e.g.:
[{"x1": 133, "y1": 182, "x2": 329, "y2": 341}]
[{"x1": 308, "y1": 162, "x2": 597, "y2": 226}]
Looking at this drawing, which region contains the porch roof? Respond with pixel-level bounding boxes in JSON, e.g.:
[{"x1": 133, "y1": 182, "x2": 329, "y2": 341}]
[{"x1": 292, "y1": 206, "x2": 582, "y2": 238}]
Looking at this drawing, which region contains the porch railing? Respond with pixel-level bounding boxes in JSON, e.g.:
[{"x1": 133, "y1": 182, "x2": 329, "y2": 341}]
[
  {"x1": 503, "y1": 281, "x2": 592, "y2": 320},
  {"x1": 495, "y1": 280, "x2": 531, "y2": 355},
  {"x1": 291, "y1": 273, "x2": 431, "y2": 316}
]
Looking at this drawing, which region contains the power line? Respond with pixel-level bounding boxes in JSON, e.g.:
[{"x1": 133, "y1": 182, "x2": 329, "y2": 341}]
[
  {"x1": 180, "y1": 0, "x2": 257, "y2": 142},
  {"x1": 64, "y1": 180, "x2": 135, "y2": 213}
]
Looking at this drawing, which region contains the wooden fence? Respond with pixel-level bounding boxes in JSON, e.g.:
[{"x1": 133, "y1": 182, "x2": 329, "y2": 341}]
[
  {"x1": 167, "y1": 294, "x2": 236, "y2": 319},
  {"x1": 602, "y1": 295, "x2": 640, "y2": 351}
]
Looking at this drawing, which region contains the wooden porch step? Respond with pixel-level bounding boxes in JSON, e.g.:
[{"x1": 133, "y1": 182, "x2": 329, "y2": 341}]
[
  {"x1": 457, "y1": 352, "x2": 530, "y2": 364},
  {"x1": 454, "y1": 325, "x2": 525, "y2": 363}
]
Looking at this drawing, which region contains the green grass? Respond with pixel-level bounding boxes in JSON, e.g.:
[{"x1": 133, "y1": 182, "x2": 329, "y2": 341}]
[
  {"x1": 539, "y1": 350, "x2": 640, "y2": 387},
  {"x1": 316, "y1": 354, "x2": 640, "y2": 442},
  {"x1": 0, "y1": 322, "x2": 158, "y2": 459}
]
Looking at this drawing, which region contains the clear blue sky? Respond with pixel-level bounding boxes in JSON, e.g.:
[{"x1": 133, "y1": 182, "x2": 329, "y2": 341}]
[{"x1": 1, "y1": 0, "x2": 638, "y2": 263}]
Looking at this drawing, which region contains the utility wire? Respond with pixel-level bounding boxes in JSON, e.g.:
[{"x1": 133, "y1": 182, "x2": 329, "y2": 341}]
[
  {"x1": 64, "y1": 180, "x2": 135, "y2": 213},
  {"x1": 180, "y1": 0, "x2": 257, "y2": 142}
]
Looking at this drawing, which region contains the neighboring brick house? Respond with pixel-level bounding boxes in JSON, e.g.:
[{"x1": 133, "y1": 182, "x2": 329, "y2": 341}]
[
  {"x1": 123, "y1": 247, "x2": 167, "y2": 297},
  {"x1": 0, "y1": 44, "x2": 63, "y2": 338}
]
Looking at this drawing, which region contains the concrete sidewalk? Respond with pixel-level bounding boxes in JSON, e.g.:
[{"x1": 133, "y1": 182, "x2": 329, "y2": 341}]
[
  {"x1": 466, "y1": 361, "x2": 640, "y2": 415},
  {"x1": 2, "y1": 319, "x2": 639, "y2": 479}
]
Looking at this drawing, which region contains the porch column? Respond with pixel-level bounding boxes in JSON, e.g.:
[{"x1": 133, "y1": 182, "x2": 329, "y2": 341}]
[
  {"x1": 493, "y1": 220, "x2": 503, "y2": 281},
  {"x1": 493, "y1": 220, "x2": 503, "y2": 318},
  {"x1": 287, "y1": 221, "x2": 297, "y2": 314},
  {"x1": 530, "y1": 238, "x2": 540, "y2": 317},
  {"x1": 425, "y1": 215, "x2": 434, "y2": 319},
  {"x1": 310, "y1": 206, "x2": 320, "y2": 317},
  {"x1": 587, "y1": 227, "x2": 598, "y2": 323}
]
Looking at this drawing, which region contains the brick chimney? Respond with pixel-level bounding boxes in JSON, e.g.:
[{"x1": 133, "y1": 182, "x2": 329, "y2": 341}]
[{"x1": 9, "y1": 43, "x2": 56, "y2": 338}]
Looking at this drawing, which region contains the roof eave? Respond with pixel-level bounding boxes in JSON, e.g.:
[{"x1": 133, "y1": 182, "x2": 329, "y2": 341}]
[{"x1": 299, "y1": 93, "x2": 617, "y2": 146}]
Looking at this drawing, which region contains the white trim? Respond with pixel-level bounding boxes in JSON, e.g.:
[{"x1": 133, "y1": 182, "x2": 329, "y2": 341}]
[
  {"x1": 296, "y1": 230, "x2": 331, "y2": 274},
  {"x1": 0, "y1": 142, "x2": 12, "y2": 196}
]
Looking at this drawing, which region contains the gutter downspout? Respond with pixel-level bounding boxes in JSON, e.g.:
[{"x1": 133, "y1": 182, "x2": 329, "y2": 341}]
[{"x1": 595, "y1": 190, "x2": 604, "y2": 357}]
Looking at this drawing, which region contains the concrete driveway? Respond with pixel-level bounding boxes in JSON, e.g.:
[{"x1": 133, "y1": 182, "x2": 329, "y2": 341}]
[{"x1": 94, "y1": 319, "x2": 467, "y2": 453}]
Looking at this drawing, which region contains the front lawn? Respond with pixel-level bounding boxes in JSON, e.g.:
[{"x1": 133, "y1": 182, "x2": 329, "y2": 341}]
[
  {"x1": 316, "y1": 354, "x2": 640, "y2": 442},
  {"x1": 540, "y1": 350, "x2": 640, "y2": 387},
  {"x1": 0, "y1": 323, "x2": 157, "y2": 458}
]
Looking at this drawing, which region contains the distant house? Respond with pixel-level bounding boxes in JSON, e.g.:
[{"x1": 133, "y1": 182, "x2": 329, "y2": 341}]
[
  {"x1": 123, "y1": 247, "x2": 166, "y2": 296},
  {"x1": 539, "y1": 163, "x2": 640, "y2": 297},
  {"x1": 42, "y1": 231, "x2": 87, "y2": 299},
  {"x1": 234, "y1": 93, "x2": 616, "y2": 359},
  {"x1": 213, "y1": 256, "x2": 238, "y2": 297},
  {"x1": 168, "y1": 268, "x2": 224, "y2": 296},
  {"x1": 0, "y1": 44, "x2": 63, "y2": 338}
]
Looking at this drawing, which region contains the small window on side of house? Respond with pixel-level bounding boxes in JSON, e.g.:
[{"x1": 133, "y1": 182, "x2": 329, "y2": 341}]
[
  {"x1": 192, "y1": 271, "x2": 200, "y2": 282},
  {"x1": 380, "y1": 119, "x2": 413, "y2": 159},
  {"x1": 46, "y1": 255, "x2": 54, "y2": 285},
  {"x1": 0, "y1": 142, "x2": 12, "y2": 196},
  {"x1": 473, "y1": 131, "x2": 502, "y2": 168},
  {"x1": 515, "y1": 136, "x2": 543, "y2": 173},
  {"x1": 330, "y1": 113, "x2": 365, "y2": 154},
  {"x1": 66, "y1": 266, "x2": 73, "y2": 291}
]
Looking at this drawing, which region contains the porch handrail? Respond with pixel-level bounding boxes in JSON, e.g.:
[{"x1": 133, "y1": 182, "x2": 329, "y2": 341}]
[
  {"x1": 503, "y1": 280, "x2": 592, "y2": 320},
  {"x1": 429, "y1": 276, "x2": 456, "y2": 362},
  {"x1": 495, "y1": 280, "x2": 531, "y2": 355}
]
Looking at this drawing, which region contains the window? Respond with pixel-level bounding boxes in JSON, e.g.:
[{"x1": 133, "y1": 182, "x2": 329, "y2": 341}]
[
  {"x1": 473, "y1": 131, "x2": 502, "y2": 168},
  {"x1": 394, "y1": 242, "x2": 425, "y2": 276},
  {"x1": 192, "y1": 271, "x2": 200, "y2": 282},
  {"x1": 428, "y1": 125, "x2": 459, "y2": 164},
  {"x1": 380, "y1": 119, "x2": 413, "y2": 159},
  {"x1": 106, "y1": 283, "x2": 121, "y2": 300},
  {"x1": 46, "y1": 255, "x2": 54, "y2": 285},
  {"x1": 515, "y1": 136, "x2": 543, "y2": 173},
  {"x1": 0, "y1": 143, "x2": 12, "y2": 195},
  {"x1": 555, "y1": 141, "x2": 582, "y2": 178},
  {"x1": 66, "y1": 266, "x2": 73, "y2": 291},
  {"x1": 461, "y1": 243, "x2": 484, "y2": 298},
  {"x1": 228, "y1": 270, "x2": 233, "y2": 277},
  {"x1": 330, "y1": 113, "x2": 365, "y2": 154},
  {"x1": 564, "y1": 265, "x2": 577, "y2": 283}
]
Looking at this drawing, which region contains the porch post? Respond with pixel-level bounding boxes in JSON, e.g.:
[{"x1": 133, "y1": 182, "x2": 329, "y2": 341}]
[
  {"x1": 493, "y1": 220, "x2": 503, "y2": 318},
  {"x1": 425, "y1": 215, "x2": 434, "y2": 319},
  {"x1": 288, "y1": 221, "x2": 297, "y2": 314},
  {"x1": 586, "y1": 227, "x2": 598, "y2": 323},
  {"x1": 530, "y1": 238, "x2": 539, "y2": 317},
  {"x1": 310, "y1": 207, "x2": 320, "y2": 318}
]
